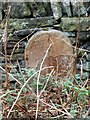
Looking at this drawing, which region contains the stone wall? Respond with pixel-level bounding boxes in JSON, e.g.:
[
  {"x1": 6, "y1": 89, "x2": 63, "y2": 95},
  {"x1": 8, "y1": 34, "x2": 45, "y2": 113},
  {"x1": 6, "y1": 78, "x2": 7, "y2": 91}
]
[{"x1": 0, "y1": 1, "x2": 90, "y2": 80}]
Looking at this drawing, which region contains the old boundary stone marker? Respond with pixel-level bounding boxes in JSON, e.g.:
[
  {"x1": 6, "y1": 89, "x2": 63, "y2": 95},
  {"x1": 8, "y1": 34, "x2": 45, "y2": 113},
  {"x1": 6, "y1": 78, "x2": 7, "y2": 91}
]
[{"x1": 25, "y1": 30, "x2": 73, "y2": 76}]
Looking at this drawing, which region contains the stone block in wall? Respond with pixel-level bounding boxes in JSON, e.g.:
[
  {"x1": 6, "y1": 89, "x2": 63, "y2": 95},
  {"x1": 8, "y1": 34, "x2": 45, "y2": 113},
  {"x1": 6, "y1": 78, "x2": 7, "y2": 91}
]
[
  {"x1": 79, "y1": 31, "x2": 90, "y2": 40},
  {"x1": 72, "y1": 2, "x2": 87, "y2": 16},
  {"x1": 64, "y1": 31, "x2": 90, "y2": 41},
  {"x1": 28, "y1": 2, "x2": 52, "y2": 17},
  {"x1": 62, "y1": 1, "x2": 72, "y2": 17},
  {"x1": 62, "y1": 1, "x2": 88, "y2": 17},
  {"x1": 12, "y1": 27, "x2": 53, "y2": 37},
  {"x1": 63, "y1": 32, "x2": 76, "y2": 37},
  {"x1": 60, "y1": 17, "x2": 90, "y2": 31},
  {"x1": 50, "y1": 1, "x2": 62, "y2": 20},
  {"x1": 8, "y1": 16, "x2": 57, "y2": 30},
  {"x1": 42, "y1": 2, "x2": 53, "y2": 16},
  {"x1": 9, "y1": 2, "x2": 32, "y2": 18},
  {"x1": 25, "y1": 30, "x2": 74, "y2": 76}
]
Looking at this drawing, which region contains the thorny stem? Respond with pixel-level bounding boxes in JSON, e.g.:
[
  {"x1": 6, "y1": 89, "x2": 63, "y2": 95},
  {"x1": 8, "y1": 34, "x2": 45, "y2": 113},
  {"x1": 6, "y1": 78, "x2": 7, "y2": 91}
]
[
  {"x1": 4, "y1": 6, "x2": 11, "y2": 87},
  {"x1": 73, "y1": 3, "x2": 80, "y2": 75}
]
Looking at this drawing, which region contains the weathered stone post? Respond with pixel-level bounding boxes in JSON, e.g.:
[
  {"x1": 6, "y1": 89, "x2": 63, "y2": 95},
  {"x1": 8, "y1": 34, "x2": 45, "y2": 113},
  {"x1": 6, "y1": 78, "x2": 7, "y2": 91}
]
[{"x1": 25, "y1": 30, "x2": 74, "y2": 77}]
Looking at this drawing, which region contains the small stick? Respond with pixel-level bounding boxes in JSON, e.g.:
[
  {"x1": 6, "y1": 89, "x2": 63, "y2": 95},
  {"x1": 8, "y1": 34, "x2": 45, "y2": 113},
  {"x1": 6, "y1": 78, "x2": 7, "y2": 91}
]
[
  {"x1": 35, "y1": 42, "x2": 53, "y2": 120},
  {"x1": 3, "y1": 6, "x2": 11, "y2": 87}
]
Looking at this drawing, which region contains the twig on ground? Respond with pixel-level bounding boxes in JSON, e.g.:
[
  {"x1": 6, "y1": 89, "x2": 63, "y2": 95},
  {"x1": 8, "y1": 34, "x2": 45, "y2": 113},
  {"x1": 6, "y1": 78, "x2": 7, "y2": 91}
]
[
  {"x1": 40, "y1": 99, "x2": 73, "y2": 118},
  {"x1": 50, "y1": 100, "x2": 74, "y2": 118}
]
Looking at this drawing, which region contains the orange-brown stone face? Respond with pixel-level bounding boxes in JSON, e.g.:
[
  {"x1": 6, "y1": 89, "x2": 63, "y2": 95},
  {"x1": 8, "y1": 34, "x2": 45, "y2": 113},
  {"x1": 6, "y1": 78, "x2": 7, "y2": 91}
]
[{"x1": 25, "y1": 30, "x2": 74, "y2": 76}]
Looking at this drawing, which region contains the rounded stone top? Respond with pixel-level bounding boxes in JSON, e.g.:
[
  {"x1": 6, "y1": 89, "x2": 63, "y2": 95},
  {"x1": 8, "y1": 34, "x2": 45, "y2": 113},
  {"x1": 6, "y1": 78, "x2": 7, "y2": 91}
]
[{"x1": 25, "y1": 30, "x2": 73, "y2": 76}]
